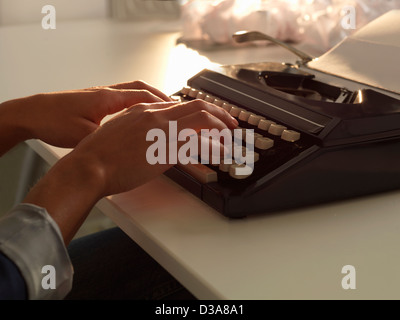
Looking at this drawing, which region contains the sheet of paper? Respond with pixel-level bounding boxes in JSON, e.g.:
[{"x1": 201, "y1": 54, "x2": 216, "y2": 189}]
[{"x1": 307, "y1": 10, "x2": 400, "y2": 95}]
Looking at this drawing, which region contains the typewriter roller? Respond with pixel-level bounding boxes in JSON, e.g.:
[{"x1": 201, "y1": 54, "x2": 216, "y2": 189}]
[{"x1": 164, "y1": 64, "x2": 400, "y2": 218}]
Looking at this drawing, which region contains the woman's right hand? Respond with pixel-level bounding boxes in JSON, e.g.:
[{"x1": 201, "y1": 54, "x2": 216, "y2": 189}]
[
  {"x1": 24, "y1": 98, "x2": 238, "y2": 244},
  {"x1": 71, "y1": 98, "x2": 238, "y2": 197}
]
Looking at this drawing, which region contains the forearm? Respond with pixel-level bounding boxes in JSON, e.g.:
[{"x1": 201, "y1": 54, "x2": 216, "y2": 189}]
[
  {"x1": 23, "y1": 151, "x2": 105, "y2": 245},
  {"x1": 0, "y1": 99, "x2": 32, "y2": 156}
]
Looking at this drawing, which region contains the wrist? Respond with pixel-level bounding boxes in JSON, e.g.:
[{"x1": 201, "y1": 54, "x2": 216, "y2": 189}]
[
  {"x1": 23, "y1": 149, "x2": 107, "y2": 244},
  {"x1": 0, "y1": 98, "x2": 32, "y2": 155}
]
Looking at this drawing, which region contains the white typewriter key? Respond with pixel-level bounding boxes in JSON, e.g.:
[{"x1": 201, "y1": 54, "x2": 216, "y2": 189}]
[
  {"x1": 222, "y1": 103, "x2": 234, "y2": 112},
  {"x1": 230, "y1": 106, "x2": 244, "y2": 118},
  {"x1": 281, "y1": 130, "x2": 301, "y2": 142},
  {"x1": 177, "y1": 163, "x2": 218, "y2": 184},
  {"x1": 188, "y1": 88, "x2": 199, "y2": 98},
  {"x1": 242, "y1": 150, "x2": 260, "y2": 162},
  {"x1": 255, "y1": 137, "x2": 274, "y2": 150},
  {"x1": 252, "y1": 133, "x2": 263, "y2": 144},
  {"x1": 229, "y1": 164, "x2": 253, "y2": 180},
  {"x1": 248, "y1": 114, "x2": 265, "y2": 126},
  {"x1": 213, "y1": 98, "x2": 224, "y2": 107},
  {"x1": 242, "y1": 131, "x2": 262, "y2": 143},
  {"x1": 219, "y1": 160, "x2": 234, "y2": 172},
  {"x1": 238, "y1": 110, "x2": 253, "y2": 122},
  {"x1": 233, "y1": 145, "x2": 247, "y2": 155},
  {"x1": 181, "y1": 86, "x2": 191, "y2": 95},
  {"x1": 268, "y1": 124, "x2": 287, "y2": 136},
  {"x1": 258, "y1": 119, "x2": 276, "y2": 131},
  {"x1": 196, "y1": 91, "x2": 207, "y2": 100},
  {"x1": 204, "y1": 95, "x2": 215, "y2": 103}
]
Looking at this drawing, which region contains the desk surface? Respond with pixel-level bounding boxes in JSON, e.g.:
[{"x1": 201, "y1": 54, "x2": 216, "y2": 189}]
[{"x1": 1, "y1": 18, "x2": 400, "y2": 300}]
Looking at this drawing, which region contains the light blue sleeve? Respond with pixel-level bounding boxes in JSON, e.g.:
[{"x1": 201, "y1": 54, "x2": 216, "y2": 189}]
[{"x1": 0, "y1": 203, "x2": 73, "y2": 300}]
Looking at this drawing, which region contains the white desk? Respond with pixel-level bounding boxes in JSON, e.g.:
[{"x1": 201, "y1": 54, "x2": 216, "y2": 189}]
[{"x1": 1, "y1": 18, "x2": 400, "y2": 300}]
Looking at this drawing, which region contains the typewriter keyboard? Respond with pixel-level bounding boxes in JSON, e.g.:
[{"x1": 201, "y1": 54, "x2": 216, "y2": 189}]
[{"x1": 175, "y1": 86, "x2": 315, "y2": 187}]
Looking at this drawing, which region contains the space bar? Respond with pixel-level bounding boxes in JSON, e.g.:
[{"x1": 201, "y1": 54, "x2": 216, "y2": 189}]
[{"x1": 177, "y1": 163, "x2": 218, "y2": 184}]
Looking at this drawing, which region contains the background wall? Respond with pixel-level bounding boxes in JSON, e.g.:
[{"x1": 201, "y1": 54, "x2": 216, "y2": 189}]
[
  {"x1": 0, "y1": 0, "x2": 110, "y2": 25},
  {"x1": 110, "y1": 0, "x2": 181, "y2": 20},
  {"x1": 0, "y1": 0, "x2": 180, "y2": 238},
  {"x1": 0, "y1": 0, "x2": 113, "y2": 237}
]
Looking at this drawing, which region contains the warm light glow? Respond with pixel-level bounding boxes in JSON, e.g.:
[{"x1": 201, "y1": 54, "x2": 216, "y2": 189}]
[{"x1": 163, "y1": 44, "x2": 219, "y2": 95}]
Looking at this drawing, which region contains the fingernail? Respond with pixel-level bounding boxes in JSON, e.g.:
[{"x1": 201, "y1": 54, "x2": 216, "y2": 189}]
[{"x1": 231, "y1": 116, "x2": 239, "y2": 126}]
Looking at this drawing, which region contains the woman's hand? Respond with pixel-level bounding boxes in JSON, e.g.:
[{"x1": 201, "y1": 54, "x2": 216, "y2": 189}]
[
  {"x1": 24, "y1": 98, "x2": 238, "y2": 244},
  {"x1": 0, "y1": 81, "x2": 171, "y2": 156}
]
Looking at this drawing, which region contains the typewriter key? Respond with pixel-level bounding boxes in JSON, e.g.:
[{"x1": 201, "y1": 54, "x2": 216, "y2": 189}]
[
  {"x1": 248, "y1": 114, "x2": 265, "y2": 126},
  {"x1": 181, "y1": 86, "x2": 190, "y2": 95},
  {"x1": 222, "y1": 102, "x2": 234, "y2": 112},
  {"x1": 229, "y1": 164, "x2": 252, "y2": 179},
  {"x1": 238, "y1": 110, "x2": 254, "y2": 122},
  {"x1": 196, "y1": 91, "x2": 207, "y2": 99},
  {"x1": 281, "y1": 130, "x2": 301, "y2": 142},
  {"x1": 258, "y1": 119, "x2": 276, "y2": 131},
  {"x1": 255, "y1": 137, "x2": 274, "y2": 150},
  {"x1": 230, "y1": 106, "x2": 244, "y2": 118},
  {"x1": 268, "y1": 124, "x2": 287, "y2": 136}
]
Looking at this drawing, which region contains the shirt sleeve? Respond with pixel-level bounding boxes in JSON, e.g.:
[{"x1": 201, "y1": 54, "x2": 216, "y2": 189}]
[{"x1": 0, "y1": 203, "x2": 73, "y2": 300}]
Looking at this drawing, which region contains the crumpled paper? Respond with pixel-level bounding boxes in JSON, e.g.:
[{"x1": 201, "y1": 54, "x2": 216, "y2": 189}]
[{"x1": 180, "y1": 0, "x2": 400, "y2": 52}]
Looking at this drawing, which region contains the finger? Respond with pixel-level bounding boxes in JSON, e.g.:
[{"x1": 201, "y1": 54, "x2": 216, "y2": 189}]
[
  {"x1": 98, "y1": 101, "x2": 181, "y2": 128},
  {"x1": 126, "y1": 101, "x2": 178, "y2": 112},
  {"x1": 170, "y1": 133, "x2": 229, "y2": 165},
  {"x1": 160, "y1": 99, "x2": 238, "y2": 129},
  {"x1": 105, "y1": 89, "x2": 166, "y2": 115},
  {"x1": 174, "y1": 113, "x2": 231, "y2": 163},
  {"x1": 176, "y1": 110, "x2": 231, "y2": 134},
  {"x1": 198, "y1": 134, "x2": 230, "y2": 162},
  {"x1": 108, "y1": 80, "x2": 173, "y2": 102}
]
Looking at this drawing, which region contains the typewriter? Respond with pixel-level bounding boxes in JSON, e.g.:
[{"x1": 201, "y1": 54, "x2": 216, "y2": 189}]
[{"x1": 164, "y1": 31, "x2": 400, "y2": 218}]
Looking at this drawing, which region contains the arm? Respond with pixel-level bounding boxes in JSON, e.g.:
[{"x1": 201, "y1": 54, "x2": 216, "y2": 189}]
[
  {"x1": 0, "y1": 99, "x2": 31, "y2": 157},
  {"x1": 1, "y1": 87, "x2": 237, "y2": 299},
  {"x1": 0, "y1": 80, "x2": 172, "y2": 156},
  {"x1": 0, "y1": 81, "x2": 173, "y2": 300}
]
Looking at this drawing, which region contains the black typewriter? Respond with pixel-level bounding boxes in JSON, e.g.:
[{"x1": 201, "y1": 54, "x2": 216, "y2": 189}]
[{"x1": 164, "y1": 31, "x2": 400, "y2": 218}]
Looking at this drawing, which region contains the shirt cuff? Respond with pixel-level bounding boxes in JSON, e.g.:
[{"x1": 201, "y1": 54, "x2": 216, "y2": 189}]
[{"x1": 0, "y1": 203, "x2": 73, "y2": 300}]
